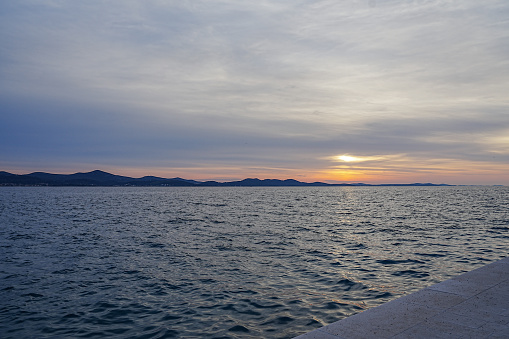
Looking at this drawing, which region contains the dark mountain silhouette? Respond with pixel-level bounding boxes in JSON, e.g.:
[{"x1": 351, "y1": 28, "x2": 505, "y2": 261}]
[
  {"x1": 212, "y1": 178, "x2": 329, "y2": 186},
  {"x1": 0, "y1": 171, "x2": 44, "y2": 185},
  {"x1": 23, "y1": 170, "x2": 134, "y2": 186},
  {"x1": 0, "y1": 170, "x2": 453, "y2": 187}
]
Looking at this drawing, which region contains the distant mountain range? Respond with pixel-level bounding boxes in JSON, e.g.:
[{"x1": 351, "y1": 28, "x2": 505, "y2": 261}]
[{"x1": 0, "y1": 170, "x2": 453, "y2": 187}]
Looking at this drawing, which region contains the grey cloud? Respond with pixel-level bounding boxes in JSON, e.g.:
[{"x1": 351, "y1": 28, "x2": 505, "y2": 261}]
[{"x1": 1, "y1": 0, "x2": 508, "y2": 182}]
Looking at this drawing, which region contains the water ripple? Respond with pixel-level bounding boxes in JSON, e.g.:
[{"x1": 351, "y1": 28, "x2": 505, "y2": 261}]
[{"x1": 0, "y1": 186, "x2": 508, "y2": 338}]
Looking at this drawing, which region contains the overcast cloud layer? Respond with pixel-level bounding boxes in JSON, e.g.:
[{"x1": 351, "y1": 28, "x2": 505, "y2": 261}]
[{"x1": 1, "y1": 0, "x2": 508, "y2": 184}]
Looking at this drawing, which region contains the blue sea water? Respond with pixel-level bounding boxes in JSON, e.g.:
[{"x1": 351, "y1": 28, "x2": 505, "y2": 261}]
[{"x1": 0, "y1": 186, "x2": 508, "y2": 338}]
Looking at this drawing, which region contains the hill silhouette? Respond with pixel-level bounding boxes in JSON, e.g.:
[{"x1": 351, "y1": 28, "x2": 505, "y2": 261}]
[{"x1": 0, "y1": 170, "x2": 453, "y2": 187}]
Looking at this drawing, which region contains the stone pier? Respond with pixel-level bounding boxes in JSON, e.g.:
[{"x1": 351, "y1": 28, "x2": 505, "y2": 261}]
[{"x1": 294, "y1": 257, "x2": 509, "y2": 339}]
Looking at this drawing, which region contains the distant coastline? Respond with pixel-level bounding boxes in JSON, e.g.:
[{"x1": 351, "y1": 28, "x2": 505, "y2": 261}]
[{"x1": 0, "y1": 170, "x2": 455, "y2": 187}]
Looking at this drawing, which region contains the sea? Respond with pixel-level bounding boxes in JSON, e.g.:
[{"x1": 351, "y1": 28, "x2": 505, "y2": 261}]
[{"x1": 0, "y1": 186, "x2": 508, "y2": 338}]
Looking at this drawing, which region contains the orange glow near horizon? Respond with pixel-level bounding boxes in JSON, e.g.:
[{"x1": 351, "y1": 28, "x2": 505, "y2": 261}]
[{"x1": 3, "y1": 156, "x2": 509, "y2": 185}]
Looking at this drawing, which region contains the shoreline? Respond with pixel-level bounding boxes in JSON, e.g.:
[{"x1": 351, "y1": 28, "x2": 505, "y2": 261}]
[{"x1": 294, "y1": 257, "x2": 509, "y2": 338}]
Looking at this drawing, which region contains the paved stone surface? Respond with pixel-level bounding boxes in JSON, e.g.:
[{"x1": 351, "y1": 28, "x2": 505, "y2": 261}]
[{"x1": 294, "y1": 257, "x2": 509, "y2": 339}]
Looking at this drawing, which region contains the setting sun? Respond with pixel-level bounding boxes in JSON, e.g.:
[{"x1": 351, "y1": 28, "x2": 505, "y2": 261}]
[{"x1": 337, "y1": 155, "x2": 360, "y2": 162}]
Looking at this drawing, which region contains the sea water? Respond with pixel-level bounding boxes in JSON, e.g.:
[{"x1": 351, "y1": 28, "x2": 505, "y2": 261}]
[{"x1": 0, "y1": 186, "x2": 508, "y2": 338}]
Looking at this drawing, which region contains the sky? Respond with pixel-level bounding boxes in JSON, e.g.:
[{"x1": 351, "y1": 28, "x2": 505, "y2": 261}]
[{"x1": 1, "y1": 0, "x2": 508, "y2": 184}]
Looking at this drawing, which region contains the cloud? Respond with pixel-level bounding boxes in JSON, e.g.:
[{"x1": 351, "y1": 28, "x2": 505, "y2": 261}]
[{"x1": 0, "y1": 0, "x2": 508, "y2": 183}]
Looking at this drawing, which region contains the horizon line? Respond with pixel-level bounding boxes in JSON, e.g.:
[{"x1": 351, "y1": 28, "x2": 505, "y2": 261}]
[{"x1": 2, "y1": 169, "x2": 506, "y2": 186}]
